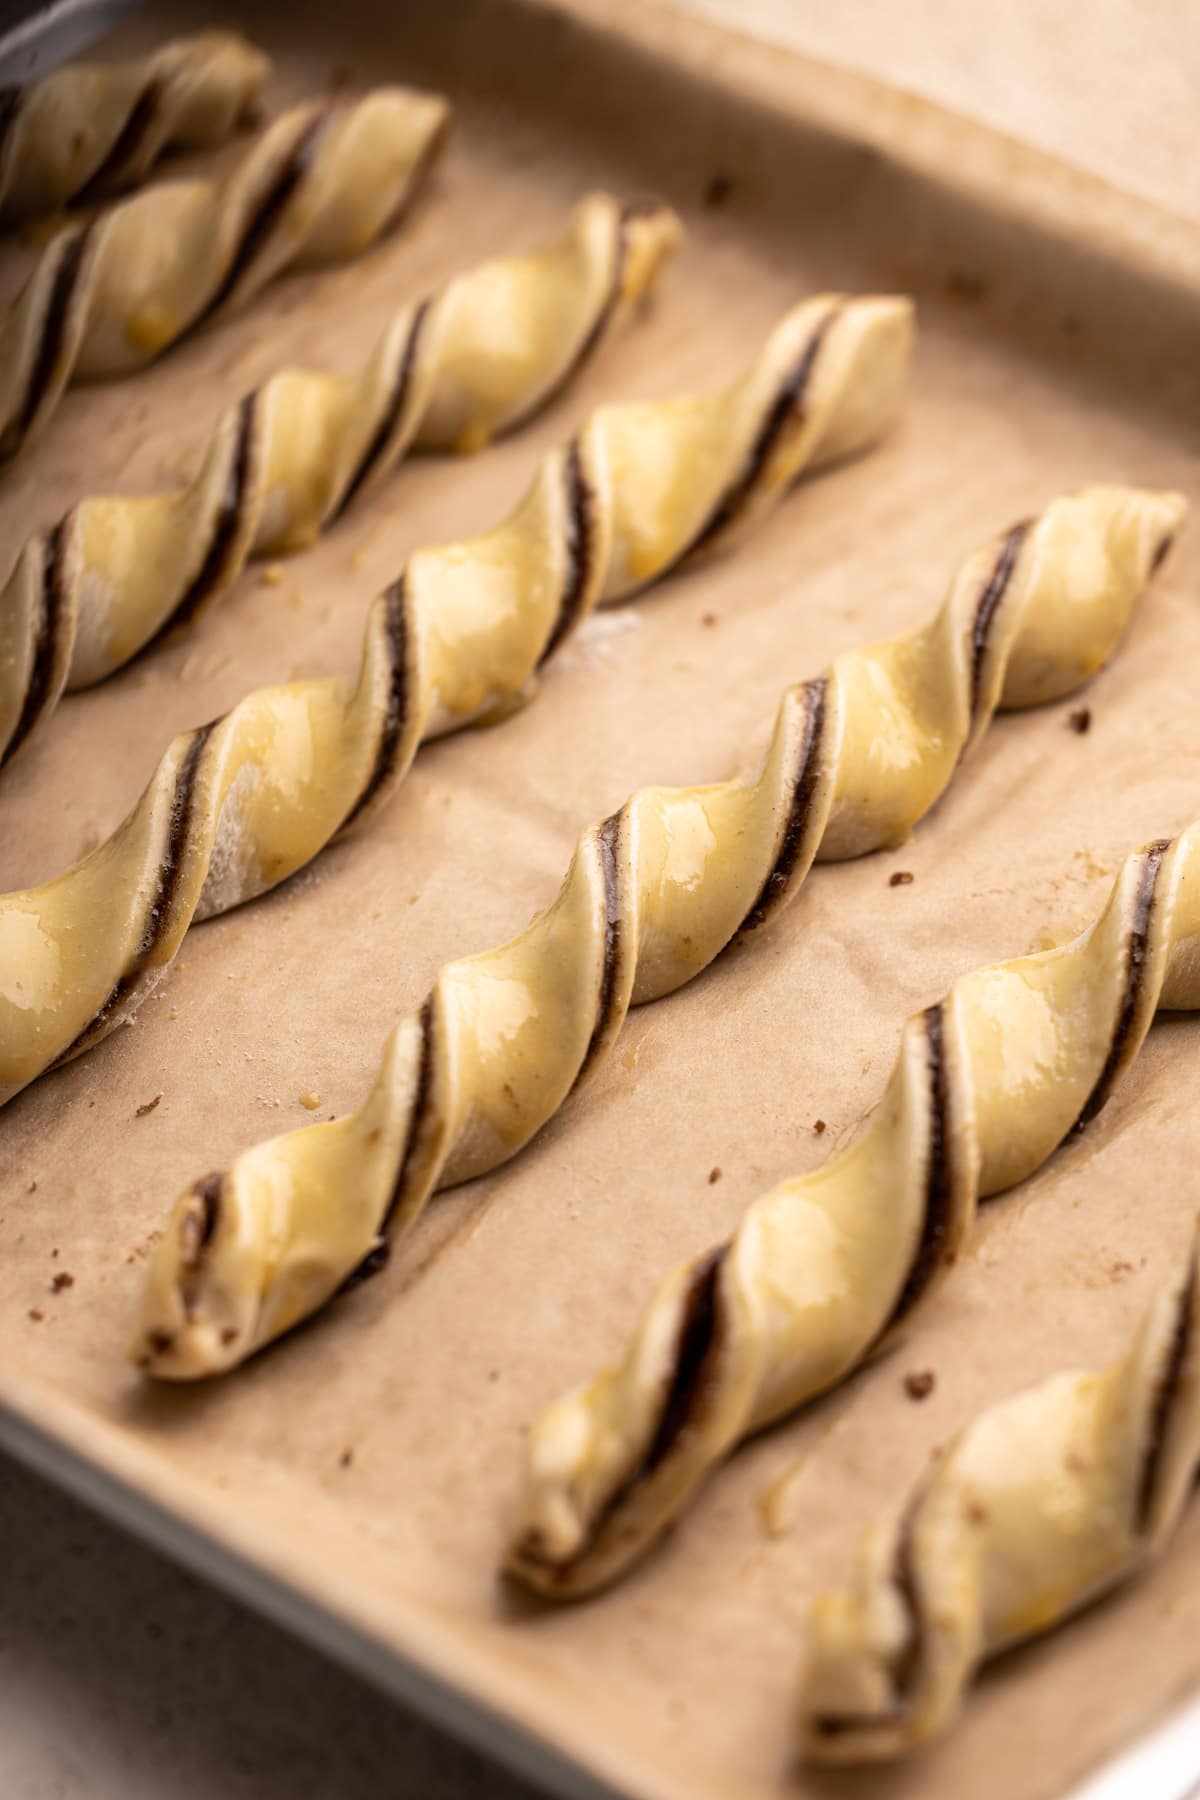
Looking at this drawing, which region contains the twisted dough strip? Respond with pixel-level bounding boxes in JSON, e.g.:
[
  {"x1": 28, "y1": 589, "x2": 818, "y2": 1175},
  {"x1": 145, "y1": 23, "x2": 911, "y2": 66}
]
[
  {"x1": 0, "y1": 291, "x2": 911, "y2": 1116},
  {"x1": 130, "y1": 482, "x2": 1176, "y2": 1380},
  {"x1": 0, "y1": 193, "x2": 682, "y2": 767},
  {"x1": 801, "y1": 1220, "x2": 1200, "y2": 1760},
  {"x1": 0, "y1": 32, "x2": 269, "y2": 225},
  {"x1": 507, "y1": 725, "x2": 1200, "y2": 1600},
  {"x1": 0, "y1": 84, "x2": 450, "y2": 457}
]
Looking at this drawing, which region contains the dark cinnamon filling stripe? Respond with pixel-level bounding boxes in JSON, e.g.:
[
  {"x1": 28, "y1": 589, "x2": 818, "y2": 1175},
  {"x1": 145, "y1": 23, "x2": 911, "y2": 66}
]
[
  {"x1": 575, "y1": 809, "x2": 623, "y2": 1084},
  {"x1": 884, "y1": 1003, "x2": 954, "y2": 1332},
  {"x1": 739, "y1": 676, "x2": 827, "y2": 935},
  {"x1": 538, "y1": 438, "x2": 596, "y2": 668},
  {"x1": 1074, "y1": 839, "x2": 1171, "y2": 1131},
  {"x1": 74, "y1": 78, "x2": 162, "y2": 203},
  {"x1": 1136, "y1": 1248, "x2": 1197, "y2": 1532},
  {"x1": 11, "y1": 220, "x2": 95, "y2": 449},
  {"x1": 383, "y1": 994, "x2": 436, "y2": 1231},
  {"x1": 143, "y1": 391, "x2": 259, "y2": 651},
  {"x1": 202, "y1": 105, "x2": 331, "y2": 320},
  {"x1": 336, "y1": 299, "x2": 431, "y2": 518},
  {"x1": 341, "y1": 578, "x2": 409, "y2": 831},
  {"x1": 968, "y1": 518, "x2": 1031, "y2": 718},
  {"x1": 687, "y1": 305, "x2": 841, "y2": 556},
  {"x1": 3, "y1": 520, "x2": 68, "y2": 766}
]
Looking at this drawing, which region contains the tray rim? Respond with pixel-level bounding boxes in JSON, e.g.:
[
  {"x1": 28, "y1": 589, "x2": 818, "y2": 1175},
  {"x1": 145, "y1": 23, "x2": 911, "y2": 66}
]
[{"x1": 4, "y1": 1, "x2": 1200, "y2": 1796}]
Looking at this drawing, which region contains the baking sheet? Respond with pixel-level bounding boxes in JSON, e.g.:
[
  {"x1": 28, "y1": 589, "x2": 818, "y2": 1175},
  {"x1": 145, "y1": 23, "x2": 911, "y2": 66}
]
[{"x1": 2, "y1": 2, "x2": 1200, "y2": 1797}]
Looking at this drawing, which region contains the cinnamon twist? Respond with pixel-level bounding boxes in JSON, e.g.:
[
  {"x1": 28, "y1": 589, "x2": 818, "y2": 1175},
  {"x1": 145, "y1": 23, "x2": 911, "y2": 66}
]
[
  {"x1": 0, "y1": 292, "x2": 912, "y2": 1114},
  {"x1": 801, "y1": 1221, "x2": 1200, "y2": 1760},
  {"x1": 507, "y1": 751, "x2": 1200, "y2": 1601},
  {"x1": 0, "y1": 85, "x2": 450, "y2": 457},
  {"x1": 0, "y1": 32, "x2": 269, "y2": 225},
  {"x1": 129, "y1": 483, "x2": 1178, "y2": 1380},
  {"x1": 0, "y1": 193, "x2": 681, "y2": 767}
]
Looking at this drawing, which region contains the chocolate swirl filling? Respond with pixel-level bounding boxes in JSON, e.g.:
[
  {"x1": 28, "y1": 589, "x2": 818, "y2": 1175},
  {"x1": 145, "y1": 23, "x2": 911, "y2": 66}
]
[
  {"x1": 2, "y1": 521, "x2": 69, "y2": 767},
  {"x1": 47, "y1": 720, "x2": 217, "y2": 1068},
  {"x1": 336, "y1": 299, "x2": 431, "y2": 516},
  {"x1": 74, "y1": 79, "x2": 163, "y2": 204},
  {"x1": 0, "y1": 86, "x2": 22, "y2": 165},
  {"x1": 969, "y1": 518, "x2": 1031, "y2": 719},
  {"x1": 340, "y1": 577, "x2": 410, "y2": 831},
  {"x1": 739, "y1": 676, "x2": 828, "y2": 935},
  {"x1": 528, "y1": 1244, "x2": 729, "y2": 1580},
  {"x1": 144, "y1": 391, "x2": 260, "y2": 650},
  {"x1": 202, "y1": 105, "x2": 331, "y2": 321},
  {"x1": 688, "y1": 305, "x2": 841, "y2": 556},
  {"x1": 575, "y1": 810, "x2": 625, "y2": 1084},
  {"x1": 538, "y1": 438, "x2": 596, "y2": 667},
  {"x1": 1136, "y1": 1249, "x2": 1197, "y2": 1533},
  {"x1": 1074, "y1": 839, "x2": 1171, "y2": 1131},
  {"x1": 810, "y1": 1498, "x2": 928, "y2": 1738},
  {"x1": 882, "y1": 1003, "x2": 955, "y2": 1334},
  {"x1": 382, "y1": 993, "x2": 437, "y2": 1233},
  {"x1": 8, "y1": 221, "x2": 96, "y2": 453}
]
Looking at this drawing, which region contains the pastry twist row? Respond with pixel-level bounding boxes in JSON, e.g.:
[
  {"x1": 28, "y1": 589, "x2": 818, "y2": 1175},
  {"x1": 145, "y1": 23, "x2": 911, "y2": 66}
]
[
  {"x1": 0, "y1": 193, "x2": 681, "y2": 767},
  {"x1": 801, "y1": 1220, "x2": 1200, "y2": 1760},
  {"x1": 128, "y1": 483, "x2": 1177, "y2": 1379},
  {"x1": 0, "y1": 32, "x2": 269, "y2": 224},
  {"x1": 0, "y1": 85, "x2": 450, "y2": 457},
  {"x1": 507, "y1": 748, "x2": 1198, "y2": 1600},
  {"x1": 0, "y1": 292, "x2": 910, "y2": 1111}
]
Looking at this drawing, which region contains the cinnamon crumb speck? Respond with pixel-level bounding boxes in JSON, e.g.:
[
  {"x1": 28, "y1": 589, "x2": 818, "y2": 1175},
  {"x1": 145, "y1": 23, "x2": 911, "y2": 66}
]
[
  {"x1": 700, "y1": 611, "x2": 718, "y2": 627},
  {"x1": 27, "y1": 1180, "x2": 36, "y2": 1193},
  {"x1": 1068, "y1": 707, "x2": 1092, "y2": 734},
  {"x1": 708, "y1": 1166, "x2": 723, "y2": 1184},
  {"x1": 889, "y1": 870, "x2": 914, "y2": 887},
  {"x1": 703, "y1": 172, "x2": 733, "y2": 210},
  {"x1": 50, "y1": 1272, "x2": 74, "y2": 1293},
  {"x1": 904, "y1": 1369, "x2": 936, "y2": 1401},
  {"x1": 135, "y1": 1093, "x2": 162, "y2": 1118},
  {"x1": 338, "y1": 1447, "x2": 354, "y2": 1469},
  {"x1": 28, "y1": 1308, "x2": 43, "y2": 1323},
  {"x1": 813, "y1": 1119, "x2": 827, "y2": 1135}
]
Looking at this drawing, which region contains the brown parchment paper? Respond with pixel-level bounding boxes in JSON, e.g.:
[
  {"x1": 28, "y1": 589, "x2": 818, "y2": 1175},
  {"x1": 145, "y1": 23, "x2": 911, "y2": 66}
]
[{"x1": 3, "y1": 2, "x2": 1200, "y2": 1797}]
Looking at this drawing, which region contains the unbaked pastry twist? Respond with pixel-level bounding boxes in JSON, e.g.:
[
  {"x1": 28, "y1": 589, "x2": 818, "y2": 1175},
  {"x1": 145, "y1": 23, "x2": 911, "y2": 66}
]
[
  {"x1": 0, "y1": 291, "x2": 912, "y2": 1114},
  {"x1": 0, "y1": 85, "x2": 450, "y2": 457},
  {"x1": 507, "y1": 777, "x2": 1200, "y2": 1601},
  {"x1": 0, "y1": 32, "x2": 269, "y2": 224},
  {"x1": 0, "y1": 193, "x2": 682, "y2": 767},
  {"x1": 129, "y1": 483, "x2": 1179, "y2": 1380},
  {"x1": 801, "y1": 1221, "x2": 1200, "y2": 1760}
]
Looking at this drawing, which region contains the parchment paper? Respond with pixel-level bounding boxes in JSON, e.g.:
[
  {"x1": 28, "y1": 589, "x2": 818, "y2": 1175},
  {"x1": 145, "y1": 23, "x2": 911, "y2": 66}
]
[{"x1": 2, "y1": 2, "x2": 1200, "y2": 1797}]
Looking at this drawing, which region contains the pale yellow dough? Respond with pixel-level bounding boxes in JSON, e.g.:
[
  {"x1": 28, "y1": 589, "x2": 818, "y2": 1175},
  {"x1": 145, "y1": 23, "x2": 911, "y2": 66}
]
[
  {"x1": 0, "y1": 84, "x2": 450, "y2": 457},
  {"x1": 0, "y1": 33, "x2": 269, "y2": 224},
  {"x1": 128, "y1": 483, "x2": 1179, "y2": 1382},
  {"x1": 0, "y1": 192, "x2": 682, "y2": 765},
  {"x1": 0, "y1": 290, "x2": 911, "y2": 1111},
  {"x1": 800, "y1": 1221, "x2": 1200, "y2": 1760},
  {"x1": 502, "y1": 492, "x2": 1193, "y2": 1600}
]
